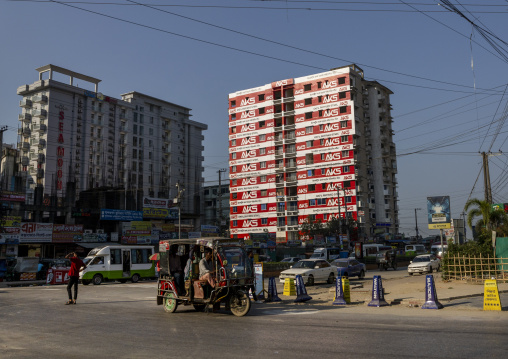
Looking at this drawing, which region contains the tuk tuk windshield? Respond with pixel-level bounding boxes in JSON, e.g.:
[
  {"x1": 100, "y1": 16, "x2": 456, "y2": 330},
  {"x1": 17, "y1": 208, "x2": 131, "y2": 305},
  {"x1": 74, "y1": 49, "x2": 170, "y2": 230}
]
[{"x1": 218, "y1": 246, "x2": 252, "y2": 278}]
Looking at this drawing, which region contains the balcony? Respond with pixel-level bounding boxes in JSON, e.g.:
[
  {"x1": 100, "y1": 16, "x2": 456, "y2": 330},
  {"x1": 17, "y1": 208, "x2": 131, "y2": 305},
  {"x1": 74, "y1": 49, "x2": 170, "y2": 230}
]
[
  {"x1": 33, "y1": 109, "x2": 47, "y2": 118},
  {"x1": 19, "y1": 113, "x2": 32, "y2": 123},
  {"x1": 18, "y1": 141, "x2": 30, "y2": 151},
  {"x1": 38, "y1": 124, "x2": 47, "y2": 134},
  {"x1": 286, "y1": 175, "x2": 297, "y2": 183},
  {"x1": 38, "y1": 139, "x2": 46, "y2": 149},
  {"x1": 92, "y1": 119, "x2": 103, "y2": 126},
  {"x1": 21, "y1": 156, "x2": 29, "y2": 166},
  {"x1": 17, "y1": 85, "x2": 29, "y2": 95},
  {"x1": 18, "y1": 127, "x2": 31, "y2": 137},
  {"x1": 33, "y1": 95, "x2": 48, "y2": 104},
  {"x1": 37, "y1": 154, "x2": 45, "y2": 163},
  {"x1": 19, "y1": 99, "x2": 32, "y2": 108},
  {"x1": 37, "y1": 169, "x2": 44, "y2": 178}
]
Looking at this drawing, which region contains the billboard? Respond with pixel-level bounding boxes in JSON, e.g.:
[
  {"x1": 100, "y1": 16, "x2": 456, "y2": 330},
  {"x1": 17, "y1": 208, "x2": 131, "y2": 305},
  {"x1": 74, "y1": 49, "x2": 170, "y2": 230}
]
[
  {"x1": 427, "y1": 196, "x2": 451, "y2": 229},
  {"x1": 100, "y1": 209, "x2": 143, "y2": 221}
]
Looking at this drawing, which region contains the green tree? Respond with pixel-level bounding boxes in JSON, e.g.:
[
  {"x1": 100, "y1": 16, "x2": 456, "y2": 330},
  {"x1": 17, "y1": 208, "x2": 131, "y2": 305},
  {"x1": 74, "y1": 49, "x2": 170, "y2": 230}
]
[
  {"x1": 299, "y1": 216, "x2": 325, "y2": 239},
  {"x1": 464, "y1": 198, "x2": 508, "y2": 243}
]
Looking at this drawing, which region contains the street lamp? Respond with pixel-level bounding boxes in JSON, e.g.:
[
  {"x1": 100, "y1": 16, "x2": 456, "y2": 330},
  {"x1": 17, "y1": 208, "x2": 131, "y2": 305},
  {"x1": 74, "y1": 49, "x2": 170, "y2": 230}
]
[{"x1": 175, "y1": 183, "x2": 185, "y2": 239}]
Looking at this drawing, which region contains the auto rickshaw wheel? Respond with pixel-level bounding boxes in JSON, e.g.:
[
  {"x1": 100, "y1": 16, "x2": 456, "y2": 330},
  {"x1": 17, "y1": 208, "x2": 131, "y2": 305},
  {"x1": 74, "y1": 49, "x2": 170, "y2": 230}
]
[
  {"x1": 163, "y1": 292, "x2": 178, "y2": 313},
  {"x1": 229, "y1": 291, "x2": 251, "y2": 317}
]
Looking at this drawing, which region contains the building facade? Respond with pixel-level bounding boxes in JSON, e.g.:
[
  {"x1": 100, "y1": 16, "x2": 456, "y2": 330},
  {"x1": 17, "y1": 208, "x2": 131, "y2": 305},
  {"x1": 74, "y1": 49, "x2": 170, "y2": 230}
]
[
  {"x1": 203, "y1": 183, "x2": 230, "y2": 231},
  {"x1": 228, "y1": 65, "x2": 398, "y2": 243},
  {"x1": 16, "y1": 65, "x2": 207, "y2": 224}
]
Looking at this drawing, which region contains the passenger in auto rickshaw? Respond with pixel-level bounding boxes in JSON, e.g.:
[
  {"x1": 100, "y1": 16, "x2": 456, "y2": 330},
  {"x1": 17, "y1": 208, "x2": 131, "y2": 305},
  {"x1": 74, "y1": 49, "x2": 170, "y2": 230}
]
[{"x1": 199, "y1": 248, "x2": 216, "y2": 288}]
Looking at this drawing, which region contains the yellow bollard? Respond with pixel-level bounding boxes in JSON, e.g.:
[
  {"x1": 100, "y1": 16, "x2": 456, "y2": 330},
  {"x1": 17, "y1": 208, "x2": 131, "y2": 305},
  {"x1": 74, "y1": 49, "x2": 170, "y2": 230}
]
[
  {"x1": 283, "y1": 278, "x2": 296, "y2": 296},
  {"x1": 483, "y1": 279, "x2": 502, "y2": 311},
  {"x1": 342, "y1": 278, "x2": 351, "y2": 304}
]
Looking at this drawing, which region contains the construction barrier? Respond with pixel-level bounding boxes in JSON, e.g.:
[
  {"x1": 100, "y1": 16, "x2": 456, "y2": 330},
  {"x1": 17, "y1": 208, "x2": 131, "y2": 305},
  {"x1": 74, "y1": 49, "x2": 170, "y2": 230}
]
[
  {"x1": 294, "y1": 275, "x2": 312, "y2": 303},
  {"x1": 368, "y1": 275, "x2": 389, "y2": 307},
  {"x1": 421, "y1": 274, "x2": 443, "y2": 309},
  {"x1": 266, "y1": 277, "x2": 281, "y2": 302},
  {"x1": 333, "y1": 276, "x2": 348, "y2": 305},
  {"x1": 483, "y1": 279, "x2": 502, "y2": 311},
  {"x1": 283, "y1": 278, "x2": 296, "y2": 296}
]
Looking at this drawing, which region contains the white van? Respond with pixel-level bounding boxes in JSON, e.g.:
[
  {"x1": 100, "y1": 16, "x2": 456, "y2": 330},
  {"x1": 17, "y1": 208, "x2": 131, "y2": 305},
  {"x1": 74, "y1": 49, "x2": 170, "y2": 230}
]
[
  {"x1": 310, "y1": 248, "x2": 342, "y2": 261},
  {"x1": 80, "y1": 245, "x2": 155, "y2": 285},
  {"x1": 362, "y1": 244, "x2": 392, "y2": 258},
  {"x1": 430, "y1": 244, "x2": 448, "y2": 259},
  {"x1": 405, "y1": 244, "x2": 426, "y2": 255}
]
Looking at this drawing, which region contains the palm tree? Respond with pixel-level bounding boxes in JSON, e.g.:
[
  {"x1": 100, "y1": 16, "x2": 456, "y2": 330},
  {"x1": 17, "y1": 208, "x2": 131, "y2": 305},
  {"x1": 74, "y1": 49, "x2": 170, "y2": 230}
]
[{"x1": 464, "y1": 198, "x2": 508, "y2": 238}]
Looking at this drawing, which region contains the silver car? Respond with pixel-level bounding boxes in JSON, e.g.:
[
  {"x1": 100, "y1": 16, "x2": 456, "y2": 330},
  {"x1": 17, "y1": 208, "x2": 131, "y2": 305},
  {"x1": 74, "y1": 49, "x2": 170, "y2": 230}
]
[{"x1": 408, "y1": 254, "x2": 440, "y2": 275}]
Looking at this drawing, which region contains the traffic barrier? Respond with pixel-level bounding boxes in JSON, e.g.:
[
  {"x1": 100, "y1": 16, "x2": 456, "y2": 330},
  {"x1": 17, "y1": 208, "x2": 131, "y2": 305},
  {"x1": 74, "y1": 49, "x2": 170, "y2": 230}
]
[
  {"x1": 294, "y1": 274, "x2": 312, "y2": 303},
  {"x1": 283, "y1": 278, "x2": 296, "y2": 296},
  {"x1": 368, "y1": 275, "x2": 389, "y2": 307},
  {"x1": 483, "y1": 279, "x2": 502, "y2": 311},
  {"x1": 333, "y1": 276, "x2": 347, "y2": 305},
  {"x1": 266, "y1": 277, "x2": 281, "y2": 302},
  {"x1": 421, "y1": 274, "x2": 443, "y2": 309}
]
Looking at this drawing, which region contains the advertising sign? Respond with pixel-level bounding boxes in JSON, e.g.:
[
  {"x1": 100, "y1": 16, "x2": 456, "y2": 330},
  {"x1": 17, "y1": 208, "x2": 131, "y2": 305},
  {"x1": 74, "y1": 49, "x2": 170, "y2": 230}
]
[
  {"x1": 100, "y1": 209, "x2": 143, "y2": 221},
  {"x1": 1, "y1": 216, "x2": 22, "y2": 227},
  {"x1": 52, "y1": 224, "x2": 83, "y2": 243},
  {"x1": 143, "y1": 197, "x2": 171, "y2": 209},
  {"x1": 427, "y1": 196, "x2": 451, "y2": 229},
  {"x1": 254, "y1": 263, "x2": 264, "y2": 297},
  {"x1": 19, "y1": 223, "x2": 54, "y2": 243},
  {"x1": 143, "y1": 207, "x2": 178, "y2": 219}
]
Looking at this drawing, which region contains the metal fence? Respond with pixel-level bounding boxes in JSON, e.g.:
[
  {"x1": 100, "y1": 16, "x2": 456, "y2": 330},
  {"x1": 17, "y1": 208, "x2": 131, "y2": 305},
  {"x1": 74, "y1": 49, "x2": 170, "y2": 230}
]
[{"x1": 444, "y1": 255, "x2": 508, "y2": 283}]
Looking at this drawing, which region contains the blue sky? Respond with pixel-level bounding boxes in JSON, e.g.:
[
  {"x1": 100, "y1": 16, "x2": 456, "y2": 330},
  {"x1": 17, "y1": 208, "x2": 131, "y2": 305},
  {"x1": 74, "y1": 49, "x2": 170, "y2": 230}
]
[{"x1": 1, "y1": 1, "x2": 507, "y2": 238}]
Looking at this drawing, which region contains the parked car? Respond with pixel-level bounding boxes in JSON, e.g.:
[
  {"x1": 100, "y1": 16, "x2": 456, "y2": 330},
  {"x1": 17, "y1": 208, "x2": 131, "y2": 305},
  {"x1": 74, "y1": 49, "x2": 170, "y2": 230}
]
[
  {"x1": 330, "y1": 258, "x2": 366, "y2": 279},
  {"x1": 279, "y1": 259, "x2": 337, "y2": 286},
  {"x1": 280, "y1": 257, "x2": 301, "y2": 265},
  {"x1": 408, "y1": 254, "x2": 440, "y2": 275}
]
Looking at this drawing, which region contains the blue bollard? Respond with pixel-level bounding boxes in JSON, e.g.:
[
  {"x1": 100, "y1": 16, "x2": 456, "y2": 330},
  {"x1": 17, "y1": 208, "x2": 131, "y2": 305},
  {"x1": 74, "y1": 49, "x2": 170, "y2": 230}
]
[{"x1": 294, "y1": 274, "x2": 312, "y2": 303}]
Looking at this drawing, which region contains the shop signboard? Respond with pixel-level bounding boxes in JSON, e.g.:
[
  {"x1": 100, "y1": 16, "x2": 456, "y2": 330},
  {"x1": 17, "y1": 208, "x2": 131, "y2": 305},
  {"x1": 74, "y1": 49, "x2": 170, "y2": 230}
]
[
  {"x1": 1, "y1": 216, "x2": 22, "y2": 227},
  {"x1": 143, "y1": 197, "x2": 171, "y2": 209},
  {"x1": 427, "y1": 196, "x2": 451, "y2": 229},
  {"x1": 201, "y1": 225, "x2": 219, "y2": 234},
  {"x1": 100, "y1": 209, "x2": 143, "y2": 221},
  {"x1": 52, "y1": 224, "x2": 83, "y2": 243},
  {"x1": 19, "y1": 223, "x2": 53, "y2": 243}
]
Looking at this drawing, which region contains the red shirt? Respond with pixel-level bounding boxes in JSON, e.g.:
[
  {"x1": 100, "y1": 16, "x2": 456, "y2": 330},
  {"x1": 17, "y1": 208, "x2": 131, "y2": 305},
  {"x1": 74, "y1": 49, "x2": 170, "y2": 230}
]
[{"x1": 68, "y1": 257, "x2": 85, "y2": 277}]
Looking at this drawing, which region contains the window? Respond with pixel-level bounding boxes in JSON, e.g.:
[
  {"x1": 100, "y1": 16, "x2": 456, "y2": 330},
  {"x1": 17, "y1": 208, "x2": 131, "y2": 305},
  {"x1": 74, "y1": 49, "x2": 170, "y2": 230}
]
[
  {"x1": 304, "y1": 84, "x2": 311, "y2": 91},
  {"x1": 133, "y1": 112, "x2": 138, "y2": 122},
  {"x1": 258, "y1": 94, "x2": 265, "y2": 101},
  {"x1": 231, "y1": 100, "x2": 236, "y2": 108},
  {"x1": 307, "y1": 169, "x2": 315, "y2": 177},
  {"x1": 317, "y1": 198, "x2": 326, "y2": 205},
  {"x1": 260, "y1": 161, "x2": 266, "y2": 169},
  {"x1": 231, "y1": 114, "x2": 236, "y2": 120},
  {"x1": 139, "y1": 106, "x2": 144, "y2": 112},
  {"x1": 341, "y1": 120, "x2": 348, "y2": 128},
  {"x1": 340, "y1": 106, "x2": 347, "y2": 113},
  {"x1": 132, "y1": 149, "x2": 137, "y2": 159},
  {"x1": 338, "y1": 77, "x2": 346, "y2": 84},
  {"x1": 308, "y1": 184, "x2": 315, "y2": 191},
  {"x1": 305, "y1": 98, "x2": 312, "y2": 105},
  {"x1": 139, "y1": 138, "x2": 144, "y2": 147},
  {"x1": 232, "y1": 179, "x2": 237, "y2": 186},
  {"x1": 306, "y1": 140, "x2": 313, "y2": 148},
  {"x1": 140, "y1": 114, "x2": 144, "y2": 124},
  {"x1": 233, "y1": 207, "x2": 237, "y2": 213},
  {"x1": 233, "y1": 220, "x2": 238, "y2": 227},
  {"x1": 259, "y1": 107, "x2": 265, "y2": 114},
  {"x1": 139, "y1": 126, "x2": 144, "y2": 136},
  {"x1": 261, "y1": 203, "x2": 267, "y2": 211},
  {"x1": 262, "y1": 218, "x2": 268, "y2": 225},
  {"x1": 305, "y1": 126, "x2": 313, "y2": 134},
  {"x1": 148, "y1": 152, "x2": 152, "y2": 160},
  {"x1": 259, "y1": 121, "x2": 265, "y2": 128},
  {"x1": 149, "y1": 104, "x2": 154, "y2": 112},
  {"x1": 261, "y1": 189, "x2": 267, "y2": 196},
  {"x1": 232, "y1": 166, "x2": 236, "y2": 172},
  {"x1": 150, "y1": 116, "x2": 154, "y2": 124},
  {"x1": 131, "y1": 249, "x2": 150, "y2": 264},
  {"x1": 339, "y1": 92, "x2": 346, "y2": 99},
  {"x1": 110, "y1": 249, "x2": 121, "y2": 264},
  {"x1": 259, "y1": 148, "x2": 266, "y2": 155},
  {"x1": 317, "y1": 82, "x2": 322, "y2": 89},
  {"x1": 90, "y1": 256, "x2": 105, "y2": 265},
  {"x1": 343, "y1": 166, "x2": 350, "y2": 172},
  {"x1": 259, "y1": 134, "x2": 266, "y2": 141},
  {"x1": 261, "y1": 175, "x2": 267, "y2": 182},
  {"x1": 149, "y1": 128, "x2": 153, "y2": 135},
  {"x1": 133, "y1": 137, "x2": 138, "y2": 147},
  {"x1": 309, "y1": 199, "x2": 316, "y2": 206},
  {"x1": 319, "y1": 124, "x2": 323, "y2": 131},
  {"x1": 320, "y1": 139, "x2": 325, "y2": 146},
  {"x1": 232, "y1": 193, "x2": 237, "y2": 199},
  {"x1": 346, "y1": 196, "x2": 352, "y2": 203},
  {"x1": 305, "y1": 112, "x2": 312, "y2": 119},
  {"x1": 232, "y1": 139, "x2": 236, "y2": 146},
  {"x1": 341, "y1": 135, "x2": 349, "y2": 143},
  {"x1": 342, "y1": 150, "x2": 349, "y2": 157},
  {"x1": 133, "y1": 124, "x2": 138, "y2": 135}
]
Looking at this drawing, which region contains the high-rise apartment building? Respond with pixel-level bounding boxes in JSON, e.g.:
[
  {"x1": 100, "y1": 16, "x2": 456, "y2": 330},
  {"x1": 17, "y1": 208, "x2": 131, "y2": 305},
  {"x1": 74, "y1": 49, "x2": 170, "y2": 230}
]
[
  {"x1": 228, "y1": 65, "x2": 398, "y2": 242},
  {"x1": 17, "y1": 65, "x2": 207, "y2": 221}
]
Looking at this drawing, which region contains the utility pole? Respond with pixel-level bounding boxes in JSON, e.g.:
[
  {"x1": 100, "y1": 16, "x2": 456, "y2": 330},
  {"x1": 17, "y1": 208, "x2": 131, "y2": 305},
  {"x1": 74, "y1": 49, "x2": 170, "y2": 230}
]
[
  {"x1": 481, "y1": 152, "x2": 492, "y2": 204},
  {"x1": 414, "y1": 208, "x2": 421, "y2": 239},
  {"x1": 217, "y1": 168, "x2": 227, "y2": 235},
  {"x1": 174, "y1": 183, "x2": 185, "y2": 239}
]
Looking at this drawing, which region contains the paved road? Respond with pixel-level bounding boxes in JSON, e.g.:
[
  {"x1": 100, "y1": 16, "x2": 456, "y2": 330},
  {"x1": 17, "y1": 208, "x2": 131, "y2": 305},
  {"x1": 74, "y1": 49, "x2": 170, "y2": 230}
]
[{"x1": 1, "y1": 281, "x2": 507, "y2": 359}]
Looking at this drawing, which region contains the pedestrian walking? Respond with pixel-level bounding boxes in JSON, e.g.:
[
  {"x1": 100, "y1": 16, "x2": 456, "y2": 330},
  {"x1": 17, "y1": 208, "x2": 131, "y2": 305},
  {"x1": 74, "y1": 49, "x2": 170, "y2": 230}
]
[{"x1": 65, "y1": 252, "x2": 85, "y2": 305}]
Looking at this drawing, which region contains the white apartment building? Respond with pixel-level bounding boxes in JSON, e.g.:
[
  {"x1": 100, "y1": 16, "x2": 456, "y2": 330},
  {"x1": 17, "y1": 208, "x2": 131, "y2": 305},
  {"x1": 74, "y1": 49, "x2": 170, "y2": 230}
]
[
  {"x1": 17, "y1": 65, "x2": 207, "y2": 220},
  {"x1": 228, "y1": 65, "x2": 398, "y2": 242}
]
